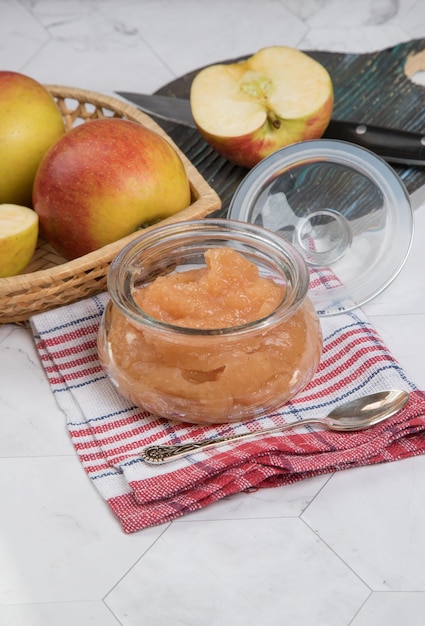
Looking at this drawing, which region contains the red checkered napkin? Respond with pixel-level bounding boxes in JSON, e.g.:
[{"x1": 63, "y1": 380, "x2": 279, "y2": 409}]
[{"x1": 30, "y1": 292, "x2": 425, "y2": 533}]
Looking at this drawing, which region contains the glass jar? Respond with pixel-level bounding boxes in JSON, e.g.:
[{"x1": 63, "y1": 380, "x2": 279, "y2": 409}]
[{"x1": 97, "y1": 219, "x2": 322, "y2": 425}]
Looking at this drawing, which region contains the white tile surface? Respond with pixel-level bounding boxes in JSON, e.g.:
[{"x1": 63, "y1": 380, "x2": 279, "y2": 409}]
[
  {"x1": 0, "y1": 602, "x2": 122, "y2": 626},
  {"x1": 303, "y1": 454, "x2": 425, "y2": 591},
  {"x1": 0, "y1": 456, "x2": 165, "y2": 604},
  {"x1": 2, "y1": 0, "x2": 425, "y2": 624},
  {"x1": 351, "y1": 592, "x2": 425, "y2": 626},
  {"x1": 0, "y1": 0, "x2": 49, "y2": 70},
  {"x1": 105, "y1": 518, "x2": 369, "y2": 626},
  {"x1": 96, "y1": 0, "x2": 308, "y2": 75},
  {"x1": 0, "y1": 325, "x2": 74, "y2": 457}
]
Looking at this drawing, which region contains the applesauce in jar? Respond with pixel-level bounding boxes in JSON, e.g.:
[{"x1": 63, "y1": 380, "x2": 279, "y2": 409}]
[{"x1": 98, "y1": 219, "x2": 322, "y2": 424}]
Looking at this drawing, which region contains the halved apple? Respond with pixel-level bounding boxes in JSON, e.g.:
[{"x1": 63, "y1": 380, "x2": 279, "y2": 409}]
[
  {"x1": 190, "y1": 46, "x2": 334, "y2": 169},
  {"x1": 0, "y1": 204, "x2": 39, "y2": 278}
]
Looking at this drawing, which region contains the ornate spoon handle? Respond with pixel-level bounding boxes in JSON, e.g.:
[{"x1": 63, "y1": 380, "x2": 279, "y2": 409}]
[{"x1": 141, "y1": 418, "x2": 322, "y2": 464}]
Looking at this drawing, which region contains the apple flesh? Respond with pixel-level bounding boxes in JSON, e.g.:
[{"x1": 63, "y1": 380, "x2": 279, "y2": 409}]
[
  {"x1": 33, "y1": 118, "x2": 192, "y2": 260},
  {"x1": 0, "y1": 71, "x2": 65, "y2": 206},
  {"x1": 0, "y1": 204, "x2": 39, "y2": 278},
  {"x1": 190, "y1": 46, "x2": 334, "y2": 168}
]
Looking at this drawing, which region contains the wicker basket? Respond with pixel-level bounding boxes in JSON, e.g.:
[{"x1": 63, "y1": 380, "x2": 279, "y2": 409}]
[{"x1": 0, "y1": 85, "x2": 221, "y2": 324}]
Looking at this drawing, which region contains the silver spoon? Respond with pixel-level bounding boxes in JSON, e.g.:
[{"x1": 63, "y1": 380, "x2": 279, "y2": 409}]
[{"x1": 141, "y1": 389, "x2": 410, "y2": 464}]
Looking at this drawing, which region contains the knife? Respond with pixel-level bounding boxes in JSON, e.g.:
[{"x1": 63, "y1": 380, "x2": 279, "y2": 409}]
[{"x1": 117, "y1": 91, "x2": 425, "y2": 167}]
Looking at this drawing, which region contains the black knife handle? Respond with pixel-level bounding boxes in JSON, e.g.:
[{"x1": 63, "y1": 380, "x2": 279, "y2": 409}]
[{"x1": 323, "y1": 120, "x2": 425, "y2": 167}]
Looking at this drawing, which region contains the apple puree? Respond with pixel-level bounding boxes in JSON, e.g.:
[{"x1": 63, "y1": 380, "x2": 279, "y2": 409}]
[
  {"x1": 103, "y1": 247, "x2": 322, "y2": 424},
  {"x1": 137, "y1": 248, "x2": 284, "y2": 328}
]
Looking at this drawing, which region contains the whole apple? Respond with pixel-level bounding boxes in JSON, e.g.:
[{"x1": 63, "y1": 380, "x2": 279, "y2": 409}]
[
  {"x1": 190, "y1": 46, "x2": 334, "y2": 168},
  {"x1": 0, "y1": 71, "x2": 65, "y2": 206},
  {"x1": 33, "y1": 118, "x2": 192, "y2": 260}
]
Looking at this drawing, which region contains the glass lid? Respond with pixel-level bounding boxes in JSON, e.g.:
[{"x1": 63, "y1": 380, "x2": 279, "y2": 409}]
[{"x1": 228, "y1": 140, "x2": 414, "y2": 316}]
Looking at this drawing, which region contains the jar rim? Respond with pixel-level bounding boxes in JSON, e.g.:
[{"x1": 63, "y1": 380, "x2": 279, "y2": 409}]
[{"x1": 107, "y1": 218, "x2": 311, "y2": 336}]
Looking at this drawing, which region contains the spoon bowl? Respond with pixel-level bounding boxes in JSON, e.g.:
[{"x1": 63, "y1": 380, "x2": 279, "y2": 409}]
[
  {"x1": 323, "y1": 389, "x2": 410, "y2": 430},
  {"x1": 141, "y1": 389, "x2": 410, "y2": 464}
]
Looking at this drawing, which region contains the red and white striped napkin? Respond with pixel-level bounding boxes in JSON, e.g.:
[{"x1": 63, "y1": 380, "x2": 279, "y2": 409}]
[{"x1": 30, "y1": 292, "x2": 425, "y2": 533}]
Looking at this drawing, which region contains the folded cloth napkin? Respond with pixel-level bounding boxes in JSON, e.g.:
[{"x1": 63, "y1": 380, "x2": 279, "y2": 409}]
[{"x1": 30, "y1": 292, "x2": 425, "y2": 533}]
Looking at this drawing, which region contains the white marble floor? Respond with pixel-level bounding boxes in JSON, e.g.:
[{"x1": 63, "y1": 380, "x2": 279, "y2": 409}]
[{"x1": 2, "y1": 1, "x2": 425, "y2": 625}]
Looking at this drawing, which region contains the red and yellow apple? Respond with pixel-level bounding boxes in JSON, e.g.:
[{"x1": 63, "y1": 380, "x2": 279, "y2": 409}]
[
  {"x1": 0, "y1": 71, "x2": 65, "y2": 206},
  {"x1": 190, "y1": 46, "x2": 334, "y2": 168},
  {"x1": 0, "y1": 204, "x2": 39, "y2": 278},
  {"x1": 33, "y1": 118, "x2": 192, "y2": 260}
]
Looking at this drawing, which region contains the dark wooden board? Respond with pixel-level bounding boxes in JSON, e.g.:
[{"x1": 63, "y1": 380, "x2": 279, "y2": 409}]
[{"x1": 154, "y1": 39, "x2": 425, "y2": 217}]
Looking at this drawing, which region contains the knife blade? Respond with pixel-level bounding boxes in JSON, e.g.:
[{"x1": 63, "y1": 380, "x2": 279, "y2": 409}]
[
  {"x1": 117, "y1": 92, "x2": 196, "y2": 128},
  {"x1": 117, "y1": 91, "x2": 425, "y2": 167}
]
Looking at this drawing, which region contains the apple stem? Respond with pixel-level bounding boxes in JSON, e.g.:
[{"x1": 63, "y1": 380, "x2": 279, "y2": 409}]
[{"x1": 267, "y1": 111, "x2": 281, "y2": 129}]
